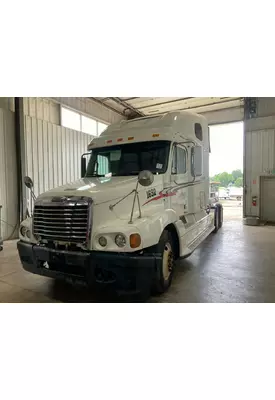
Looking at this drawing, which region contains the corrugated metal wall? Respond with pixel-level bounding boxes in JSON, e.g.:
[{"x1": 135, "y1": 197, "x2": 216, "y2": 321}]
[
  {"x1": 0, "y1": 97, "x2": 15, "y2": 112},
  {"x1": 204, "y1": 106, "x2": 244, "y2": 125},
  {"x1": 245, "y1": 129, "x2": 275, "y2": 216},
  {"x1": 0, "y1": 108, "x2": 18, "y2": 240},
  {"x1": 25, "y1": 115, "x2": 92, "y2": 207},
  {"x1": 0, "y1": 97, "x2": 122, "y2": 241},
  {"x1": 23, "y1": 97, "x2": 123, "y2": 126},
  {"x1": 23, "y1": 98, "x2": 60, "y2": 125},
  {"x1": 244, "y1": 98, "x2": 275, "y2": 218},
  {"x1": 50, "y1": 97, "x2": 123, "y2": 125}
]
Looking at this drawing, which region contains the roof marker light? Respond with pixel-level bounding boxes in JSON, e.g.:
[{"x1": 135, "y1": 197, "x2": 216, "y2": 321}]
[
  {"x1": 152, "y1": 134, "x2": 160, "y2": 138},
  {"x1": 128, "y1": 137, "x2": 134, "y2": 141},
  {"x1": 106, "y1": 140, "x2": 112, "y2": 144},
  {"x1": 117, "y1": 138, "x2": 123, "y2": 142}
]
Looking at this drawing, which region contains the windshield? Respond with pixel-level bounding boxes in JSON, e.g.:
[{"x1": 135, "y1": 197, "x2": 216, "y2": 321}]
[{"x1": 85, "y1": 140, "x2": 171, "y2": 177}]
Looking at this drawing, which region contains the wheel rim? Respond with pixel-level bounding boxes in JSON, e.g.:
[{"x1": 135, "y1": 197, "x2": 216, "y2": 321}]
[{"x1": 162, "y1": 242, "x2": 174, "y2": 281}]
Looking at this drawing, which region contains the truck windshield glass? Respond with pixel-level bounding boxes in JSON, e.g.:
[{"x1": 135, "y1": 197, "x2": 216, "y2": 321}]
[{"x1": 85, "y1": 140, "x2": 170, "y2": 177}]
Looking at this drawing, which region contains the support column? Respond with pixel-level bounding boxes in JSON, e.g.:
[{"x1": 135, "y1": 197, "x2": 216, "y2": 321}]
[{"x1": 14, "y1": 97, "x2": 27, "y2": 221}]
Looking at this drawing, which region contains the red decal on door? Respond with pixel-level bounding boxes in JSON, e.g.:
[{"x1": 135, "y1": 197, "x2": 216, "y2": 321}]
[{"x1": 142, "y1": 190, "x2": 176, "y2": 206}]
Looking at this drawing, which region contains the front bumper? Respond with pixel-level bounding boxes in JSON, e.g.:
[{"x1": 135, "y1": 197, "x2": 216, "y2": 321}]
[{"x1": 17, "y1": 241, "x2": 159, "y2": 292}]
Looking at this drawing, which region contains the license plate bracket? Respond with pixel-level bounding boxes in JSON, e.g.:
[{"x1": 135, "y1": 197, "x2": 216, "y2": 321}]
[{"x1": 34, "y1": 247, "x2": 65, "y2": 264}]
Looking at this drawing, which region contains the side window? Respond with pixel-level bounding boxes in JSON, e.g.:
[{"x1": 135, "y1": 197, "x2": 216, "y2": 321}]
[
  {"x1": 195, "y1": 123, "x2": 203, "y2": 141},
  {"x1": 172, "y1": 146, "x2": 187, "y2": 174},
  {"x1": 191, "y1": 146, "x2": 203, "y2": 177}
]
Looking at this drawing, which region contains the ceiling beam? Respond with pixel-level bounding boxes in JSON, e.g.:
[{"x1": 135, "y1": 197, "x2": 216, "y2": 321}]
[
  {"x1": 177, "y1": 97, "x2": 244, "y2": 112},
  {"x1": 112, "y1": 97, "x2": 145, "y2": 118},
  {"x1": 89, "y1": 97, "x2": 125, "y2": 117},
  {"x1": 136, "y1": 97, "x2": 194, "y2": 110}
]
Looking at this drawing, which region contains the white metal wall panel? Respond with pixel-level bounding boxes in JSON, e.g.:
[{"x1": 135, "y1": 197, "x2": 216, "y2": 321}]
[
  {"x1": 256, "y1": 98, "x2": 275, "y2": 118},
  {"x1": 204, "y1": 106, "x2": 244, "y2": 125},
  {"x1": 244, "y1": 98, "x2": 275, "y2": 217},
  {"x1": 0, "y1": 108, "x2": 18, "y2": 240},
  {"x1": 0, "y1": 97, "x2": 15, "y2": 112},
  {"x1": 23, "y1": 98, "x2": 60, "y2": 125},
  {"x1": 49, "y1": 97, "x2": 123, "y2": 125},
  {"x1": 25, "y1": 116, "x2": 92, "y2": 206},
  {"x1": 245, "y1": 129, "x2": 275, "y2": 216},
  {"x1": 245, "y1": 115, "x2": 275, "y2": 132},
  {"x1": 260, "y1": 177, "x2": 275, "y2": 222}
]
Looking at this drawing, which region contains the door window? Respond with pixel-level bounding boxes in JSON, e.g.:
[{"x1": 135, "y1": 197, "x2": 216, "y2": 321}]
[{"x1": 172, "y1": 146, "x2": 187, "y2": 174}]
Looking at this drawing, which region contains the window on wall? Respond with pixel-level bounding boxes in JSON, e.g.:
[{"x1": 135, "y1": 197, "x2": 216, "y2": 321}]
[
  {"x1": 61, "y1": 107, "x2": 81, "y2": 131},
  {"x1": 98, "y1": 122, "x2": 108, "y2": 135},
  {"x1": 81, "y1": 115, "x2": 97, "y2": 135},
  {"x1": 61, "y1": 106, "x2": 108, "y2": 136}
]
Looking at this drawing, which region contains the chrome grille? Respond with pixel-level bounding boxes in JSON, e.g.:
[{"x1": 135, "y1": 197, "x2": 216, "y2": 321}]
[{"x1": 33, "y1": 197, "x2": 92, "y2": 244}]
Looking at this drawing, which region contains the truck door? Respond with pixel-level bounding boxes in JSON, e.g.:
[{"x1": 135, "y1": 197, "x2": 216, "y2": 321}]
[{"x1": 170, "y1": 144, "x2": 189, "y2": 217}]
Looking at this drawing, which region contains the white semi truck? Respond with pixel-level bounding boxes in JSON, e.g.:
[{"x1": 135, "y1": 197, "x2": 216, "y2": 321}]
[{"x1": 17, "y1": 111, "x2": 223, "y2": 296}]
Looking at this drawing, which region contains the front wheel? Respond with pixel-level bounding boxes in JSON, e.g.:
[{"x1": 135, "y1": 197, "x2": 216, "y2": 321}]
[{"x1": 151, "y1": 230, "x2": 175, "y2": 294}]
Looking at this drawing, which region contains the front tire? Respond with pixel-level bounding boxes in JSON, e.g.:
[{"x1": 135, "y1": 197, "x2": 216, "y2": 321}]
[
  {"x1": 151, "y1": 230, "x2": 175, "y2": 294},
  {"x1": 218, "y1": 205, "x2": 223, "y2": 228},
  {"x1": 213, "y1": 207, "x2": 219, "y2": 233}
]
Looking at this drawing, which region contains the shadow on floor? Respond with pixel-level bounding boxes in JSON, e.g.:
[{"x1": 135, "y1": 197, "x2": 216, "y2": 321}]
[{"x1": 49, "y1": 280, "x2": 149, "y2": 303}]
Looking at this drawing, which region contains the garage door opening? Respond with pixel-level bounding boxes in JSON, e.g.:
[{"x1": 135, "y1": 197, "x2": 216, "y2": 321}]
[{"x1": 209, "y1": 121, "x2": 244, "y2": 222}]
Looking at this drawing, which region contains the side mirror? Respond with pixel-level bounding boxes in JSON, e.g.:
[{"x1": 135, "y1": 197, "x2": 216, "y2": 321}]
[
  {"x1": 81, "y1": 156, "x2": 87, "y2": 178},
  {"x1": 24, "y1": 176, "x2": 34, "y2": 189},
  {"x1": 138, "y1": 170, "x2": 154, "y2": 187}
]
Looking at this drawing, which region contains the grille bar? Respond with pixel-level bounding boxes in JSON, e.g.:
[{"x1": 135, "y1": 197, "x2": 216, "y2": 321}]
[
  {"x1": 34, "y1": 215, "x2": 88, "y2": 220},
  {"x1": 33, "y1": 196, "x2": 92, "y2": 244},
  {"x1": 34, "y1": 222, "x2": 87, "y2": 227}
]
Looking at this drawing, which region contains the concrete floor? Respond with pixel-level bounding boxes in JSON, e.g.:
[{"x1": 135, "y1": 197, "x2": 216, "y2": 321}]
[{"x1": 1, "y1": 203, "x2": 275, "y2": 302}]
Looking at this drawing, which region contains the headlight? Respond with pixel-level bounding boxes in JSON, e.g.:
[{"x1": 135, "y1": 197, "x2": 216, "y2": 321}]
[
  {"x1": 20, "y1": 225, "x2": 31, "y2": 239},
  {"x1": 20, "y1": 226, "x2": 27, "y2": 237},
  {"x1": 98, "y1": 236, "x2": 107, "y2": 247},
  {"x1": 115, "y1": 234, "x2": 126, "y2": 248}
]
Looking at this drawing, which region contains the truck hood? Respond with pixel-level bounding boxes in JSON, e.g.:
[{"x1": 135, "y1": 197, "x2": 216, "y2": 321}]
[{"x1": 38, "y1": 176, "x2": 140, "y2": 205}]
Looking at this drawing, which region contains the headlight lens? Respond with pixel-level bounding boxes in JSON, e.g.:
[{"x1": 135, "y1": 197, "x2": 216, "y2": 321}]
[
  {"x1": 20, "y1": 226, "x2": 31, "y2": 239},
  {"x1": 20, "y1": 226, "x2": 27, "y2": 237},
  {"x1": 115, "y1": 234, "x2": 126, "y2": 248},
  {"x1": 98, "y1": 236, "x2": 107, "y2": 247}
]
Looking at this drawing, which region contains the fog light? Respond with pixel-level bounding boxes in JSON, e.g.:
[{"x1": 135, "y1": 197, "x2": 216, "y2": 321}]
[
  {"x1": 115, "y1": 234, "x2": 126, "y2": 248},
  {"x1": 99, "y1": 236, "x2": 107, "y2": 247},
  {"x1": 20, "y1": 226, "x2": 27, "y2": 237}
]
